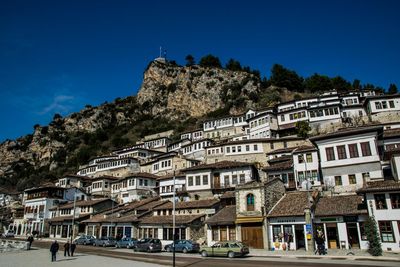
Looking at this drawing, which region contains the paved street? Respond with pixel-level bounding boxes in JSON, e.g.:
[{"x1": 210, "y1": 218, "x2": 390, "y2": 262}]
[
  {"x1": 6, "y1": 240, "x2": 395, "y2": 267},
  {"x1": 0, "y1": 247, "x2": 164, "y2": 267}
]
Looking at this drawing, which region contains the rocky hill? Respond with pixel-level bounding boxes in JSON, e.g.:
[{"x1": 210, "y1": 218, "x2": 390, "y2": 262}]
[{"x1": 0, "y1": 60, "x2": 286, "y2": 191}]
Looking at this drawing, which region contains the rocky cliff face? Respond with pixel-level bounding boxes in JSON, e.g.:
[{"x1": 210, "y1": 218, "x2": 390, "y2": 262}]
[
  {"x1": 137, "y1": 60, "x2": 260, "y2": 119},
  {"x1": 0, "y1": 60, "x2": 262, "y2": 187}
]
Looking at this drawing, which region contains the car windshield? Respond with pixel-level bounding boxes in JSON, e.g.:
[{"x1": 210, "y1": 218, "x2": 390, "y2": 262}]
[
  {"x1": 138, "y1": 238, "x2": 150, "y2": 243},
  {"x1": 229, "y1": 243, "x2": 240, "y2": 248}
]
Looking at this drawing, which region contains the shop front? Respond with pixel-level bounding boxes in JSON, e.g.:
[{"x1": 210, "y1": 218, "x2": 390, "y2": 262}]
[{"x1": 268, "y1": 216, "x2": 307, "y2": 251}]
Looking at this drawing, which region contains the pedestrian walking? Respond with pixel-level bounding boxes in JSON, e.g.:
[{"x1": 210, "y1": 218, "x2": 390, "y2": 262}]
[
  {"x1": 27, "y1": 235, "x2": 34, "y2": 250},
  {"x1": 70, "y1": 241, "x2": 76, "y2": 256},
  {"x1": 50, "y1": 240, "x2": 59, "y2": 262},
  {"x1": 64, "y1": 241, "x2": 70, "y2": 257}
]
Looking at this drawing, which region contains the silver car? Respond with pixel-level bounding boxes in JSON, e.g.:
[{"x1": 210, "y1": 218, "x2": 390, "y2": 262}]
[
  {"x1": 74, "y1": 235, "x2": 95, "y2": 245},
  {"x1": 93, "y1": 236, "x2": 117, "y2": 247}
]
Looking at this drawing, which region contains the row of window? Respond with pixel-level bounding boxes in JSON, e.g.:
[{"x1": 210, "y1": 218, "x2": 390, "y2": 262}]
[
  {"x1": 309, "y1": 107, "x2": 339, "y2": 118},
  {"x1": 375, "y1": 100, "x2": 395, "y2": 110},
  {"x1": 280, "y1": 111, "x2": 307, "y2": 122},
  {"x1": 97, "y1": 159, "x2": 133, "y2": 170},
  {"x1": 24, "y1": 205, "x2": 45, "y2": 214},
  {"x1": 374, "y1": 193, "x2": 400, "y2": 210},
  {"x1": 298, "y1": 170, "x2": 319, "y2": 182},
  {"x1": 153, "y1": 159, "x2": 172, "y2": 171},
  {"x1": 325, "y1": 142, "x2": 372, "y2": 161},
  {"x1": 342, "y1": 98, "x2": 359, "y2": 106},
  {"x1": 188, "y1": 175, "x2": 209, "y2": 186},
  {"x1": 144, "y1": 139, "x2": 166, "y2": 148},
  {"x1": 211, "y1": 226, "x2": 236, "y2": 241},
  {"x1": 249, "y1": 116, "x2": 273, "y2": 129},
  {"x1": 334, "y1": 173, "x2": 370, "y2": 186},
  {"x1": 183, "y1": 141, "x2": 209, "y2": 154}
]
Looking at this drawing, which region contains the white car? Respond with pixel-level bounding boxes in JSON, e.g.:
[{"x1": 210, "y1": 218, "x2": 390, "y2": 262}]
[{"x1": 2, "y1": 230, "x2": 15, "y2": 238}]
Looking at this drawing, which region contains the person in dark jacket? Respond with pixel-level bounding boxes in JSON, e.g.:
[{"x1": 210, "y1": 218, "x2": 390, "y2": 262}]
[
  {"x1": 50, "y1": 240, "x2": 59, "y2": 262},
  {"x1": 64, "y1": 241, "x2": 70, "y2": 257},
  {"x1": 27, "y1": 235, "x2": 34, "y2": 250},
  {"x1": 70, "y1": 241, "x2": 76, "y2": 256}
]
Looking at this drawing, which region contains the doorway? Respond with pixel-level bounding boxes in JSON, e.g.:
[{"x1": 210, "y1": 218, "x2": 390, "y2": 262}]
[
  {"x1": 295, "y1": 225, "x2": 305, "y2": 249},
  {"x1": 213, "y1": 173, "x2": 220, "y2": 189},
  {"x1": 241, "y1": 223, "x2": 264, "y2": 249},
  {"x1": 346, "y1": 223, "x2": 360, "y2": 249},
  {"x1": 326, "y1": 223, "x2": 339, "y2": 249}
]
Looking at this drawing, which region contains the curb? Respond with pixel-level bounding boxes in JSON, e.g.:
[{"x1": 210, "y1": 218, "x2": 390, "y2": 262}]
[{"x1": 249, "y1": 254, "x2": 400, "y2": 262}]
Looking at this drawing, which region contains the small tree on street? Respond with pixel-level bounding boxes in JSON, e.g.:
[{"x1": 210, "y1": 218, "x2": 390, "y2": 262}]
[{"x1": 365, "y1": 216, "x2": 382, "y2": 256}]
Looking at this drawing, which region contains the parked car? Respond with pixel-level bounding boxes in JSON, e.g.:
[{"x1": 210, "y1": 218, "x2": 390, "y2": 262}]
[
  {"x1": 93, "y1": 236, "x2": 117, "y2": 247},
  {"x1": 200, "y1": 241, "x2": 249, "y2": 258},
  {"x1": 133, "y1": 238, "x2": 162, "y2": 252},
  {"x1": 115, "y1": 237, "x2": 137, "y2": 248},
  {"x1": 1, "y1": 230, "x2": 15, "y2": 238},
  {"x1": 74, "y1": 235, "x2": 96, "y2": 245},
  {"x1": 164, "y1": 240, "x2": 200, "y2": 253}
]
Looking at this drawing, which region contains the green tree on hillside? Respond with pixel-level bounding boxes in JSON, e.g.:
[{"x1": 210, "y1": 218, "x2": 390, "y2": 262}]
[
  {"x1": 185, "y1": 54, "x2": 195, "y2": 66},
  {"x1": 304, "y1": 73, "x2": 333, "y2": 92},
  {"x1": 331, "y1": 76, "x2": 352, "y2": 92},
  {"x1": 199, "y1": 54, "x2": 222, "y2": 68},
  {"x1": 270, "y1": 64, "x2": 304, "y2": 91},
  {"x1": 352, "y1": 79, "x2": 361, "y2": 90},
  {"x1": 225, "y1": 58, "x2": 242, "y2": 71},
  {"x1": 388, "y1": 83, "x2": 398, "y2": 94}
]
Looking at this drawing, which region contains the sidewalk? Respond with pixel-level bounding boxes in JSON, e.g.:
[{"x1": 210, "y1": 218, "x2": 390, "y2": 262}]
[{"x1": 249, "y1": 248, "x2": 400, "y2": 262}]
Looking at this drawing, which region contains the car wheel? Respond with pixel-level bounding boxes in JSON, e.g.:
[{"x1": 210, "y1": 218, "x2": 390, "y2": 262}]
[
  {"x1": 201, "y1": 250, "x2": 208, "y2": 257},
  {"x1": 183, "y1": 248, "x2": 188, "y2": 254},
  {"x1": 103, "y1": 243, "x2": 106, "y2": 247},
  {"x1": 166, "y1": 247, "x2": 171, "y2": 252},
  {"x1": 115, "y1": 244, "x2": 119, "y2": 248},
  {"x1": 93, "y1": 243, "x2": 96, "y2": 246},
  {"x1": 83, "y1": 241, "x2": 86, "y2": 245},
  {"x1": 228, "y1": 251, "x2": 235, "y2": 258},
  {"x1": 126, "y1": 245, "x2": 130, "y2": 249}
]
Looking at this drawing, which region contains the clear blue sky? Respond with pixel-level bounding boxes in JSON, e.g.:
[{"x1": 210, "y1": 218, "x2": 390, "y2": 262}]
[{"x1": 0, "y1": 0, "x2": 399, "y2": 141}]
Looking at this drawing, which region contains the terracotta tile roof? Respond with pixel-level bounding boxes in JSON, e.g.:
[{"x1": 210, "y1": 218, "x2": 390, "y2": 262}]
[
  {"x1": 125, "y1": 172, "x2": 160, "y2": 179},
  {"x1": 264, "y1": 159, "x2": 293, "y2": 172},
  {"x1": 383, "y1": 129, "x2": 400, "y2": 138},
  {"x1": 49, "y1": 198, "x2": 111, "y2": 210},
  {"x1": 63, "y1": 174, "x2": 95, "y2": 180},
  {"x1": 156, "y1": 172, "x2": 185, "y2": 181},
  {"x1": 183, "y1": 161, "x2": 254, "y2": 172},
  {"x1": 293, "y1": 145, "x2": 317, "y2": 153},
  {"x1": 139, "y1": 214, "x2": 204, "y2": 225},
  {"x1": 48, "y1": 214, "x2": 89, "y2": 223},
  {"x1": 206, "y1": 206, "x2": 236, "y2": 226},
  {"x1": 357, "y1": 180, "x2": 400, "y2": 193},
  {"x1": 154, "y1": 199, "x2": 220, "y2": 210},
  {"x1": 310, "y1": 126, "x2": 383, "y2": 142},
  {"x1": 220, "y1": 191, "x2": 235, "y2": 199},
  {"x1": 266, "y1": 147, "x2": 296, "y2": 155},
  {"x1": 267, "y1": 155, "x2": 292, "y2": 164},
  {"x1": 91, "y1": 175, "x2": 121, "y2": 181},
  {"x1": 268, "y1": 191, "x2": 309, "y2": 217},
  {"x1": 315, "y1": 195, "x2": 367, "y2": 216},
  {"x1": 205, "y1": 137, "x2": 303, "y2": 148},
  {"x1": 136, "y1": 200, "x2": 170, "y2": 211}
]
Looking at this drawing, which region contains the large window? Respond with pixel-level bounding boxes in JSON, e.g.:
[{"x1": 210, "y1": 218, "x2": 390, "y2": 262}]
[
  {"x1": 232, "y1": 175, "x2": 238, "y2": 185},
  {"x1": 202, "y1": 175, "x2": 208, "y2": 185},
  {"x1": 390, "y1": 193, "x2": 400, "y2": 209},
  {"x1": 337, "y1": 145, "x2": 347, "y2": 160},
  {"x1": 212, "y1": 227, "x2": 219, "y2": 241},
  {"x1": 246, "y1": 194, "x2": 255, "y2": 211},
  {"x1": 195, "y1": 176, "x2": 201, "y2": 186},
  {"x1": 348, "y1": 144, "x2": 359, "y2": 158},
  {"x1": 335, "y1": 176, "x2": 342, "y2": 186},
  {"x1": 378, "y1": 221, "x2": 395, "y2": 242},
  {"x1": 188, "y1": 176, "x2": 193, "y2": 186},
  {"x1": 224, "y1": 175, "x2": 230, "y2": 187},
  {"x1": 229, "y1": 227, "x2": 236, "y2": 241},
  {"x1": 306, "y1": 153, "x2": 313, "y2": 163},
  {"x1": 326, "y1": 147, "x2": 335, "y2": 161},
  {"x1": 361, "y1": 142, "x2": 372, "y2": 156},
  {"x1": 348, "y1": 174, "x2": 356, "y2": 185},
  {"x1": 374, "y1": 194, "x2": 387, "y2": 209}
]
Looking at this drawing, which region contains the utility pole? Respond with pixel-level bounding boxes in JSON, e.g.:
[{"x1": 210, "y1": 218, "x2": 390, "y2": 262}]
[
  {"x1": 71, "y1": 188, "x2": 77, "y2": 243},
  {"x1": 172, "y1": 170, "x2": 176, "y2": 267},
  {"x1": 302, "y1": 153, "x2": 314, "y2": 253}
]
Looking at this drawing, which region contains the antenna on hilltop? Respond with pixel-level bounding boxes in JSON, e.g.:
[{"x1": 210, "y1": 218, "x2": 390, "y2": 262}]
[{"x1": 155, "y1": 46, "x2": 167, "y2": 63}]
